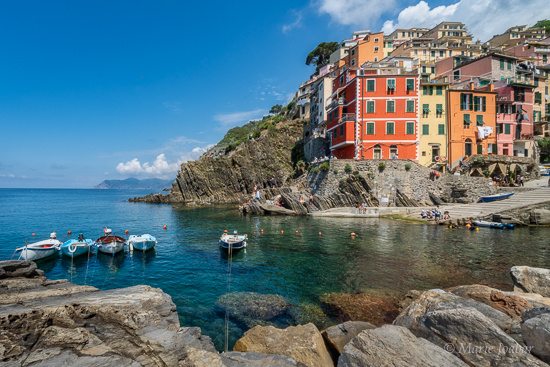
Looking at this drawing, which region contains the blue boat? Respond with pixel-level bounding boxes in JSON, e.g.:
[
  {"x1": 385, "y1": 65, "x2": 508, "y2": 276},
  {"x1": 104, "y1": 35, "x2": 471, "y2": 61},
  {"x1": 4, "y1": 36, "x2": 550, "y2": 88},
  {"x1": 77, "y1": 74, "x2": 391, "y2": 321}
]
[
  {"x1": 473, "y1": 220, "x2": 505, "y2": 229},
  {"x1": 61, "y1": 236, "x2": 93, "y2": 258},
  {"x1": 480, "y1": 192, "x2": 514, "y2": 203},
  {"x1": 127, "y1": 234, "x2": 157, "y2": 252}
]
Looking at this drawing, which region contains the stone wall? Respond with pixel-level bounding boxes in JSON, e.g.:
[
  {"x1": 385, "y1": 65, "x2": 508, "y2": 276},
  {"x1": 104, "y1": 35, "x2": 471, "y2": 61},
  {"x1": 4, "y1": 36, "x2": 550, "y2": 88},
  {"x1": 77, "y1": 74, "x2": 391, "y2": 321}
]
[
  {"x1": 306, "y1": 159, "x2": 497, "y2": 206},
  {"x1": 303, "y1": 135, "x2": 330, "y2": 162},
  {"x1": 462, "y1": 154, "x2": 539, "y2": 180}
]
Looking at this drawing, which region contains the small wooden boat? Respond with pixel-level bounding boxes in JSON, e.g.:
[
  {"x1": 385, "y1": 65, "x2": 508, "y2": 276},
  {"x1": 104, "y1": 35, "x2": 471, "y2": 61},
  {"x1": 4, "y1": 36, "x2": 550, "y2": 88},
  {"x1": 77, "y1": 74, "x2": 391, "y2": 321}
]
[
  {"x1": 61, "y1": 235, "x2": 93, "y2": 258},
  {"x1": 95, "y1": 229, "x2": 126, "y2": 255},
  {"x1": 480, "y1": 192, "x2": 514, "y2": 203},
  {"x1": 220, "y1": 231, "x2": 247, "y2": 251},
  {"x1": 473, "y1": 220, "x2": 505, "y2": 229},
  {"x1": 14, "y1": 233, "x2": 62, "y2": 261},
  {"x1": 127, "y1": 234, "x2": 157, "y2": 252}
]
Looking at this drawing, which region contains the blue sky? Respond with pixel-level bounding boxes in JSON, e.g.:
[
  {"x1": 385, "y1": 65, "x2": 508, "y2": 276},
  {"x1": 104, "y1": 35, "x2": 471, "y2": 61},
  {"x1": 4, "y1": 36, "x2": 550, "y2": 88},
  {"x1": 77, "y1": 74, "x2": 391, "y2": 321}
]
[{"x1": 0, "y1": 0, "x2": 547, "y2": 188}]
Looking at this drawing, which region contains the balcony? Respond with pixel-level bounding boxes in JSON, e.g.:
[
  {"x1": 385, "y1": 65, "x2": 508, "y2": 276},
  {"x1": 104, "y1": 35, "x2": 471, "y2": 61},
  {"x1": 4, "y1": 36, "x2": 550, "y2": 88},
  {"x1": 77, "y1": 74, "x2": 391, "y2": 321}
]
[
  {"x1": 325, "y1": 97, "x2": 345, "y2": 111},
  {"x1": 340, "y1": 113, "x2": 356, "y2": 122}
]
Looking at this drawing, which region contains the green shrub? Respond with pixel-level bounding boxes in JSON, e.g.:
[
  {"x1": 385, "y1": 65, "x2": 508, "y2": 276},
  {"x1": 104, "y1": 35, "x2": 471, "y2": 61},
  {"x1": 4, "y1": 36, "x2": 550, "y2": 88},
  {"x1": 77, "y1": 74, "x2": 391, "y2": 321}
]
[
  {"x1": 311, "y1": 166, "x2": 319, "y2": 174},
  {"x1": 355, "y1": 174, "x2": 363, "y2": 180},
  {"x1": 286, "y1": 101, "x2": 296, "y2": 111},
  {"x1": 482, "y1": 169, "x2": 491, "y2": 177},
  {"x1": 368, "y1": 173, "x2": 375, "y2": 179},
  {"x1": 333, "y1": 169, "x2": 339, "y2": 174},
  {"x1": 475, "y1": 157, "x2": 485, "y2": 164},
  {"x1": 344, "y1": 164, "x2": 352, "y2": 173},
  {"x1": 405, "y1": 163, "x2": 412, "y2": 171},
  {"x1": 340, "y1": 177, "x2": 348, "y2": 182},
  {"x1": 320, "y1": 162, "x2": 330, "y2": 171},
  {"x1": 252, "y1": 131, "x2": 261, "y2": 139},
  {"x1": 379, "y1": 162, "x2": 387, "y2": 170}
]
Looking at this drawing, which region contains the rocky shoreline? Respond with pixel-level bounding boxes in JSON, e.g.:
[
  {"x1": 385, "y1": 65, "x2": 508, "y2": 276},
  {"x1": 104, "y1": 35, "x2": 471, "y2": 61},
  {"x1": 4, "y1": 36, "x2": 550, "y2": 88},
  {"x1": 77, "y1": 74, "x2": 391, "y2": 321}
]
[{"x1": 3, "y1": 260, "x2": 550, "y2": 366}]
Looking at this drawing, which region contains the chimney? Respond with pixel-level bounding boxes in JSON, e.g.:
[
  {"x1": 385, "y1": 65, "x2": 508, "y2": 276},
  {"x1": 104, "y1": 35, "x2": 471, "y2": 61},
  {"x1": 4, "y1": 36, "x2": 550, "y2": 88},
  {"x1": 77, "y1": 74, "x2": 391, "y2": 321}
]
[
  {"x1": 488, "y1": 83, "x2": 494, "y2": 92},
  {"x1": 469, "y1": 82, "x2": 475, "y2": 90}
]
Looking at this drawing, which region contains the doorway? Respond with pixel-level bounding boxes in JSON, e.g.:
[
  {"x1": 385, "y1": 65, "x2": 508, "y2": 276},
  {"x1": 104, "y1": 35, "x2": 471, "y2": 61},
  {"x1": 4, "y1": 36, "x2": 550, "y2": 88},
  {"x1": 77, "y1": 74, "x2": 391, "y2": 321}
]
[
  {"x1": 373, "y1": 144, "x2": 381, "y2": 159},
  {"x1": 432, "y1": 146, "x2": 440, "y2": 162},
  {"x1": 465, "y1": 139, "x2": 472, "y2": 156}
]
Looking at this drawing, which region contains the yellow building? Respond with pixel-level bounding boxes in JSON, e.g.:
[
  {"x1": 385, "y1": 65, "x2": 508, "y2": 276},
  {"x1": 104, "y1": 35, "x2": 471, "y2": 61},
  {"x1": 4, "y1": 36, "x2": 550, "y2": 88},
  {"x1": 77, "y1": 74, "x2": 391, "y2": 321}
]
[{"x1": 418, "y1": 81, "x2": 449, "y2": 167}]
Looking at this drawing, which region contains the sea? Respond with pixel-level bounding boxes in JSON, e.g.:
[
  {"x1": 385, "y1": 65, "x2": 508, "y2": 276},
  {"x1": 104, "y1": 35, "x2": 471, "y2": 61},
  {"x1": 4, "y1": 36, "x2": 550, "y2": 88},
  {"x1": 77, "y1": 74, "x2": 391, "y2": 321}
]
[{"x1": 1, "y1": 188, "x2": 549, "y2": 350}]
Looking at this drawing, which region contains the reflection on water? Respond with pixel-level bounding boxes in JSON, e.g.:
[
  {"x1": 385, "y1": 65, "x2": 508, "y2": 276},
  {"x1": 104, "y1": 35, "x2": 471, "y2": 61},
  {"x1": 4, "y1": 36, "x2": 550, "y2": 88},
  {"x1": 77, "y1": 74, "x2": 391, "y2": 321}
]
[{"x1": 2, "y1": 189, "x2": 550, "y2": 351}]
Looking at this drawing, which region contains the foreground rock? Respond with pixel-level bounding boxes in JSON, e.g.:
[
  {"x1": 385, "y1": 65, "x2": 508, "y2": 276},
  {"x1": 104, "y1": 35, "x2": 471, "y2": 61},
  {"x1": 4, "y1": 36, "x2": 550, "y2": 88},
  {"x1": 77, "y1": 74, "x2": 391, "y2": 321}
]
[
  {"x1": 511, "y1": 266, "x2": 550, "y2": 297},
  {"x1": 522, "y1": 313, "x2": 550, "y2": 363},
  {"x1": 233, "y1": 323, "x2": 333, "y2": 367},
  {"x1": 220, "y1": 352, "x2": 306, "y2": 366},
  {"x1": 215, "y1": 292, "x2": 293, "y2": 328},
  {"x1": 337, "y1": 324, "x2": 467, "y2": 367},
  {"x1": 321, "y1": 321, "x2": 376, "y2": 356}
]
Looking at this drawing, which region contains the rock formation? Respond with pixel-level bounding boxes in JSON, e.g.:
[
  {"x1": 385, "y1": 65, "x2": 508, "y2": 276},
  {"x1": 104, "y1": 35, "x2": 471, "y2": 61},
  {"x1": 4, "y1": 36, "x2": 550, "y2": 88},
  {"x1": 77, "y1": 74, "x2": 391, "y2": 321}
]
[{"x1": 511, "y1": 265, "x2": 550, "y2": 297}]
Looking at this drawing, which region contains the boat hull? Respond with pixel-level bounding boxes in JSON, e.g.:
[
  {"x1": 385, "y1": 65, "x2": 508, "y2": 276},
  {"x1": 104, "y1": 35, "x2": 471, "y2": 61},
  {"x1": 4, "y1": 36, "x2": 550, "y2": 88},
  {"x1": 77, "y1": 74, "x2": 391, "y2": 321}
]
[
  {"x1": 131, "y1": 241, "x2": 156, "y2": 251},
  {"x1": 97, "y1": 241, "x2": 125, "y2": 254},
  {"x1": 61, "y1": 240, "x2": 92, "y2": 258},
  {"x1": 19, "y1": 247, "x2": 59, "y2": 261},
  {"x1": 480, "y1": 192, "x2": 514, "y2": 202},
  {"x1": 219, "y1": 240, "x2": 247, "y2": 250},
  {"x1": 473, "y1": 220, "x2": 504, "y2": 229}
]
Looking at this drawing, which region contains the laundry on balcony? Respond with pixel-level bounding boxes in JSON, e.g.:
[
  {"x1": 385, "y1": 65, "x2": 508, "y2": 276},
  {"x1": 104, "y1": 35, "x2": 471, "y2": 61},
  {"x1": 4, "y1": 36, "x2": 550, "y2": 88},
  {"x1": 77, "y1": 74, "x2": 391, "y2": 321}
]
[
  {"x1": 477, "y1": 126, "x2": 493, "y2": 139},
  {"x1": 523, "y1": 113, "x2": 529, "y2": 121}
]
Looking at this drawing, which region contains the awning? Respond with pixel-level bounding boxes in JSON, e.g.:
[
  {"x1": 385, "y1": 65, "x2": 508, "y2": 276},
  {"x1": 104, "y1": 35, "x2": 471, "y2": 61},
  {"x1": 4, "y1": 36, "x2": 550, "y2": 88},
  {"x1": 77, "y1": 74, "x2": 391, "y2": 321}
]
[
  {"x1": 510, "y1": 163, "x2": 517, "y2": 172},
  {"x1": 329, "y1": 87, "x2": 345, "y2": 99},
  {"x1": 498, "y1": 163, "x2": 507, "y2": 174},
  {"x1": 488, "y1": 163, "x2": 497, "y2": 173},
  {"x1": 470, "y1": 167, "x2": 484, "y2": 176}
]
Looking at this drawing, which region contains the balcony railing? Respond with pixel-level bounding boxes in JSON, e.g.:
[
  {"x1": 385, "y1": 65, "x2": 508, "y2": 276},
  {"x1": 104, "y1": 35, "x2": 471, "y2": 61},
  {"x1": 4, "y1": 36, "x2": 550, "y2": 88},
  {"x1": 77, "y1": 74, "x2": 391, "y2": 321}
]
[{"x1": 340, "y1": 113, "x2": 356, "y2": 122}]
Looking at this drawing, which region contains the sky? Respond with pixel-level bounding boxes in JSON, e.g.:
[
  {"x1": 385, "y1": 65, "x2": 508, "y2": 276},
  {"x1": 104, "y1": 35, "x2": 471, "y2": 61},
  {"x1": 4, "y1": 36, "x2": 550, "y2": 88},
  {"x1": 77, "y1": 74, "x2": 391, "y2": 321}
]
[{"x1": 1, "y1": 0, "x2": 549, "y2": 188}]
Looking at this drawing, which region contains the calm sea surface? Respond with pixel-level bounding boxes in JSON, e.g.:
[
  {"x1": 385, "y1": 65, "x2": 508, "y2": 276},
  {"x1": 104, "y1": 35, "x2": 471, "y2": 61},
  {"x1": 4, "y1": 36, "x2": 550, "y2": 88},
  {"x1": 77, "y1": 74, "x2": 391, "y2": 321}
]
[{"x1": 1, "y1": 188, "x2": 549, "y2": 350}]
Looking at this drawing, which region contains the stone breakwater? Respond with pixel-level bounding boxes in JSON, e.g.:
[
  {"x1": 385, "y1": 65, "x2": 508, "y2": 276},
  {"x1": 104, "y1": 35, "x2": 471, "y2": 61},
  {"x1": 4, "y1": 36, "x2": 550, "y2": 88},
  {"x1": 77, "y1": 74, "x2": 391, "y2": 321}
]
[{"x1": 4, "y1": 260, "x2": 550, "y2": 366}]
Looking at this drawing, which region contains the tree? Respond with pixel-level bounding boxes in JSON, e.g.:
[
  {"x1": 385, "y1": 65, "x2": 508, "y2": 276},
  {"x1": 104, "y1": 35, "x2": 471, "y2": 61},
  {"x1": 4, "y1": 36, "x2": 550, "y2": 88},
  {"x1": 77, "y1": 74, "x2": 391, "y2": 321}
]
[
  {"x1": 269, "y1": 104, "x2": 283, "y2": 115},
  {"x1": 306, "y1": 42, "x2": 339, "y2": 73},
  {"x1": 531, "y1": 19, "x2": 550, "y2": 31},
  {"x1": 286, "y1": 101, "x2": 296, "y2": 111}
]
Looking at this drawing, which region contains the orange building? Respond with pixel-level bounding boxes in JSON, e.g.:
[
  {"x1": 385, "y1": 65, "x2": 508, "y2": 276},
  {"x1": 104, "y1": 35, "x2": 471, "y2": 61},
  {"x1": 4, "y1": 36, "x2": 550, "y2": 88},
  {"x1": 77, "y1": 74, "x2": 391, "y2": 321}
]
[
  {"x1": 327, "y1": 65, "x2": 419, "y2": 160},
  {"x1": 447, "y1": 84, "x2": 498, "y2": 166},
  {"x1": 344, "y1": 32, "x2": 385, "y2": 67}
]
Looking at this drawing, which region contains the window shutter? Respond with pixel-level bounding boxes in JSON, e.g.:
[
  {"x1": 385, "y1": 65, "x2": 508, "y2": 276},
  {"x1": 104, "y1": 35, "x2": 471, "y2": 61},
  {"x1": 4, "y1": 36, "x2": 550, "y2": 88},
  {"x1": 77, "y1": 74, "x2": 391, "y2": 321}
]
[
  {"x1": 482, "y1": 97, "x2": 486, "y2": 112},
  {"x1": 406, "y1": 100, "x2": 414, "y2": 113},
  {"x1": 423, "y1": 104, "x2": 430, "y2": 114},
  {"x1": 423, "y1": 124, "x2": 429, "y2": 135},
  {"x1": 429, "y1": 86, "x2": 434, "y2": 95},
  {"x1": 476, "y1": 115, "x2": 484, "y2": 125},
  {"x1": 436, "y1": 86, "x2": 442, "y2": 95},
  {"x1": 406, "y1": 122, "x2": 414, "y2": 134},
  {"x1": 387, "y1": 123, "x2": 394, "y2": 134},
  {"x1": 367, "y1": 101, "x2": 374, "y2": 113},
  {"x1": 464, "y1": 113, "x2": 470, "y2": 125},
  {"x1": 492, "y1": 143, "x2": 498, "y2": 154},
  {"x1": 340, "y1": 125, "x2": 344, "y2": 136},
  {"x1": 505, "y1": 124, "x2": 510, "y2": 134},
  {"x1": 469, "y1": 94, "x2": 474, "y2": 111},
  {"x1": 436, "y1": 104, "x2": 443, "y2": 114},
  {"x1": 366, "y1": 123, "x2": 374, "y2": 134},
  {"x1": 460, "y1": 93, "x2": 465, "y2": 110},
  {"x1": 438, "y1": 124, "x2": 445, "y2": 135},
  {"x1": 477, "y1": 144, "x2": 483, "y2": 154}
]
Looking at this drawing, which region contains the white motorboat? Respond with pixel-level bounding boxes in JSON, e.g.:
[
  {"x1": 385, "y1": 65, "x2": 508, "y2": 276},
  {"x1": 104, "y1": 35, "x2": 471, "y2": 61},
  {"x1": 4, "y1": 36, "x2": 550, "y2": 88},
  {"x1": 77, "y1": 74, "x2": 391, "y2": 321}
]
[
  {"x1": 127, "y1": 234, "x2": 157, "y2": 252},
  {"x1": 14, "y1": 233, "x2": 62, "y2": 261},
  {"x1": 219, "y1": 231, "x2": 247, "y2": 251},
  {"x1": 95, "y1": 228, "x2": 126, "y2": 255}
]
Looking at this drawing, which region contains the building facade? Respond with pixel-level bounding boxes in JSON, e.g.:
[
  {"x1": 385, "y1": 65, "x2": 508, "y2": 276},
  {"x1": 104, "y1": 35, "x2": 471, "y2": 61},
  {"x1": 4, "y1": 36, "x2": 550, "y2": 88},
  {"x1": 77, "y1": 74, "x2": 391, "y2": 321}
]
[{"x1": 418, "y1": 82, "x2": 448, "y2": 166}]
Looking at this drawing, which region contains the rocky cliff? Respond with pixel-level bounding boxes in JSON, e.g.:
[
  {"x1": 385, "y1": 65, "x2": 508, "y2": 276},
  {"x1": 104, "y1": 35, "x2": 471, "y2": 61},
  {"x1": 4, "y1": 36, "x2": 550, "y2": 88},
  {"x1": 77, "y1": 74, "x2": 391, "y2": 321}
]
[{"x1": 130, "y1": 119, "x2": 304, "y2": 204}]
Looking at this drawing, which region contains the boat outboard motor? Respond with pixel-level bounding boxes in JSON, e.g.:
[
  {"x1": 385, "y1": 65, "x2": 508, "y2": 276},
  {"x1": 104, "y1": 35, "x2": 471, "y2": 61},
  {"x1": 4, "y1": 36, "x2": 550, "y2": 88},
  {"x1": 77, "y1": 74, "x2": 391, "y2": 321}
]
[
  {"x1": 50, "y1": 232, "x2": 57, "y2": 239},
  {"x1": 234, "y1": 230, "x2": 238, "y2": 235},
  {"x1": 104, "y1": 228, "x2": 112, "y2": 235},
  {"x1": 78, "y1": 233, "x2": 84, "y2": 241}
]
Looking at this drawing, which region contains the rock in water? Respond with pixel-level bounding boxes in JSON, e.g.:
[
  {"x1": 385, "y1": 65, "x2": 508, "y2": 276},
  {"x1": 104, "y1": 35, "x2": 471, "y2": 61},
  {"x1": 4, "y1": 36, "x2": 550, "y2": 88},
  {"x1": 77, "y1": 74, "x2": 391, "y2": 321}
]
[
  {"x1": 320, "y1": 292, "x2": 398, "y2": 325},
  {"x1": 0, "y1": 260, "x2": 41, "y2": 279},
  {"x1": 321, "y1": 321, "x2": 376, "y2": 355},
  {"x1": 233, "y1": 323, "x2": 333, "y2": 367},
  {"x1": 511, "y1": 266, "x2": 550, "y2": 297},
  {"x1": 522, "y1": 313, "x2": 550, "y2": 363},
  {"x1": 221, "y1": 351, "x2": 306, "y2": 366},
  {"x1": 397, "y1": 290, "x2": 422, "y2": 312},
  {"x1": 337, "y1": 325, "x2": 468, "y2": 367},
  {"x1": 215, "y1": 292, "x2": 293, "y2": 328}
]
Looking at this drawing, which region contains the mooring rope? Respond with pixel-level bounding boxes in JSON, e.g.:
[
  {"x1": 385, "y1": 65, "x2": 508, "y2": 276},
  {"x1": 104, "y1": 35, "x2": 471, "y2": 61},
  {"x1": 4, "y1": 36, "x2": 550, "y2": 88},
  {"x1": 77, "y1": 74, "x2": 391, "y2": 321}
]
[
  {"x1": 84, "y1": 244, "x2": 91, "y2": 286},
  {"x1": 224, "y1": 241, "x2": 233, "y2": 353}
]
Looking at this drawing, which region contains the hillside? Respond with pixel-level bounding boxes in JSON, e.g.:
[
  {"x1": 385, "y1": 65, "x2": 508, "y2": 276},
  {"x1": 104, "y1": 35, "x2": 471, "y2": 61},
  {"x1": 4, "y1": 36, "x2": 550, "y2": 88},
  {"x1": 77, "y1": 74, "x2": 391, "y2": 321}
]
[
  {"x1": 94, "y1": 178, "x2": 173, "y2": 190},
  {"x1": 130, "y1": 117, "x2": 305, "y2": 203}
]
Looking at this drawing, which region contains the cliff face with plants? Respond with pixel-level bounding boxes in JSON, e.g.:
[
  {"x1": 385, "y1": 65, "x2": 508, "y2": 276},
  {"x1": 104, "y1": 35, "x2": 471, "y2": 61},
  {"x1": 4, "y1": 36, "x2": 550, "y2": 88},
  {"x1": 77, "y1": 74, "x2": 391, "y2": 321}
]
[{"x1": 131, "y1": 118, "x2": 305, "y2": 204}]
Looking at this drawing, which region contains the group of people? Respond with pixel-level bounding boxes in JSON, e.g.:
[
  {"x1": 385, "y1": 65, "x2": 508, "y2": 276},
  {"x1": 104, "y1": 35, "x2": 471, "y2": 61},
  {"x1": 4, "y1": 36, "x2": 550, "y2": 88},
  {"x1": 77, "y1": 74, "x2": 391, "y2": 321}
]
[
  {"x1": 311, "y1": 155, "x2": 335, "y2": 163},
  {"x1": 355, "y1": 202, "x2": 370, "y2": 214},
  {"x1": 299, "y1": 194, "x2": 315, "y2": 205},
  {"x1": 421, "y1": 206, "x2": 450, "y2": 221},
  {"x1": 493, "y1": 174, "x2": 524, "y2": 187}
]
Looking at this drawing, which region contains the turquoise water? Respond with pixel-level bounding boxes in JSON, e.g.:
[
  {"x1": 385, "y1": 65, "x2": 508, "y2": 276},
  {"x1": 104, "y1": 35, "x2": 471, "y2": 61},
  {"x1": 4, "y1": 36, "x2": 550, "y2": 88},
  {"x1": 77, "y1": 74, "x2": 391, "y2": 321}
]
[{"x1": 1, "y1": 188, "x2": 550, "y2": 350}]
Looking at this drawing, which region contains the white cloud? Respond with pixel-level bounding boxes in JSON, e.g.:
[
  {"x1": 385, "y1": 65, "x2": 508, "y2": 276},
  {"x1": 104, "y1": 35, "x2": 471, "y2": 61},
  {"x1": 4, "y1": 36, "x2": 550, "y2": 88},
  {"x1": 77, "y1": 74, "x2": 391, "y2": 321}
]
[
  {"x1": 213, "y1": 109, "x2": 266, "y2": 128},
  {"x1": 8, "y1": 174, "x2": 15, "y2": 178},
  {"x1": 104, "y1": 172, "x2": 109, "y2": 175},
  {"x1": 116, "y1": 145, "x2": 215, "y2": 179},
  {"x1": 282, "y1": 11, "x2": 303, "y2": 33},
  {"x1": 382, "y1": 0, "x2": 550, "y2": 42},
  {"x1": 163, "y1": 101, "x2": 183, "y2": 113},
  {"x1": 318, "y1": 0, "x2": 396, "y2": 26}
]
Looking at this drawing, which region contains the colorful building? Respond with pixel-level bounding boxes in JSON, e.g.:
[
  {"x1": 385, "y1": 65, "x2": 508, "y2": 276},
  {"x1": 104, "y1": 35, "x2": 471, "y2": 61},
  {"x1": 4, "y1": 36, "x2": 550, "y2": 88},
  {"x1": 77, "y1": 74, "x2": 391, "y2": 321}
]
[
  {"x1": 447, "y1": 84, "x2": 498, "y2": 166},
  {"x1": 487, "y1": 25, "x2": 547, "y2": 49},
  {"x1": 418, "y1": 81, "x2": 448, "y2": 166},
  {"x1": 327, "y1": 64, "x2": 420, "y2": 160}
]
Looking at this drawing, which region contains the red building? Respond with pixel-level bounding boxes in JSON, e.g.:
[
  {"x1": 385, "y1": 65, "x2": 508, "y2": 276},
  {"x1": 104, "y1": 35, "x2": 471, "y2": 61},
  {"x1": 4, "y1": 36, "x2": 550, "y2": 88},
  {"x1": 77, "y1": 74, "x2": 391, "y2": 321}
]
[{"x1": 327, "y1": 65, "x2": 419, "y2": 159}]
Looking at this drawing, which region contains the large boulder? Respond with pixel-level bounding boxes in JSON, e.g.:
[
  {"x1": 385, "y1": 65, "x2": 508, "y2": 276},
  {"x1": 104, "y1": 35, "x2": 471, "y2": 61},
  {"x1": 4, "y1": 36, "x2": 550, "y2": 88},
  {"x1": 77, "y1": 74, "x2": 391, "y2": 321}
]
[
  {"x1": 215, "y1": 292, "x2": 293, "y2": 329},
  {"x1": 221, "y1": 352, "x2": 306, "y2": 366},
  {"x1": 423, "y1": 308, "x2": 548, "y2": 366},
  {"x1": 321, "y1": 321, "x2": 376, "y2": 356},
  {"x1": 530, "y1": 209, "x2": 550, "y2": 225},
  {"x1": 233, "y1": 323, "x2": 333, "y2": 367},
  {"x1": 522, "y1": 313, "x2": 550, "y2": 363},
  {"x1": 259, "y1": 204, "x2": 296, "y2": 215},
  {"x1": 394, "y1": 289, "x2": 517, "y2": 339},
  {"x1": 397, "y1": 290, "x2": 422, "y2": 312},
  {"x1": 511, "y1": 266, "x2": 550, "y2": 297},
  {"x1": 337, "y1": 324, "x2": 467, "y2": 367},
  {"x1": 447, "y1": 284, "x2": 550, "y2": 318},
  {"x1": 0, "y1": 260, "x2": 42, "y2": 279}
]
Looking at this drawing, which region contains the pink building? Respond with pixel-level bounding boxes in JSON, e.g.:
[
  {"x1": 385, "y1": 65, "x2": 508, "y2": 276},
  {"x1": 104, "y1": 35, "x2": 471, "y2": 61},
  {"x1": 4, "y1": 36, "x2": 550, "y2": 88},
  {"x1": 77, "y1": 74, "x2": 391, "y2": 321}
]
[{"x1": 495, "y1": 80, "x2": 535, "y2": 157}]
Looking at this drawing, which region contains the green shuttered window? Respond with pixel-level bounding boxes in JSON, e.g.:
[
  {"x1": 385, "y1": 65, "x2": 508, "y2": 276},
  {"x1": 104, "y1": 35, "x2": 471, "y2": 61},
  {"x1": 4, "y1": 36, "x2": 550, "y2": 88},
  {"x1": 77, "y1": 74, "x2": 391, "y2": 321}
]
[
  {"x1": 406, "y1": 122, "x2": 414, "y2": 135},
  {"x1": 406, "y1": 100, "x2": 415, "y2": 113},
  {"x1": 367, "y1": 101, "x2": 375, "y2": 113},
  {"x1": 387, "y1": 100, "x2": 395, "y2": 113},
  {"x1": 422, "y1": 124, "x2": 429, "y2": 135},
  {"x1": 438, "y1": 124, "x2": 445, "y2": 135},
  {"x1": 366, "y1": 122, "x2": 375, "y2": 134},
  {"x1": 367, "y1": 80, "x2": 375, "y2": 92},
  {"x1": 386, "y1": 122, "x2": 395, "y2": 134}
]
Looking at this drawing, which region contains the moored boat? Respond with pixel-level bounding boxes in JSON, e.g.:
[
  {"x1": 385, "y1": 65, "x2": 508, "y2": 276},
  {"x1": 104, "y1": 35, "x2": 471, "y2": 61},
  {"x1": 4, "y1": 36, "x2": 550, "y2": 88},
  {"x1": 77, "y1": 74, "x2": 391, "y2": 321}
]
[
  {"x1": 95, "y1": 228, "x2": 126, "y2": 255},
  {"x1": 14, "y1": 233, "x2": 62, "y2": 261},
  {"x1": 127, "y1": 234, "x2": 157, "y2": 252},
  {"x1": 480, "y1": 192, "x2": 514, "y2": 203},
  {"x1": 473, "y1": 220, "x2": 505, "y2": 229},
  {"x1": 61, "y1": 234, "x2": 93, "y2": 258},
  {"x1": 219, "y1": 231, "x2": 247, "y2": 251}
]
